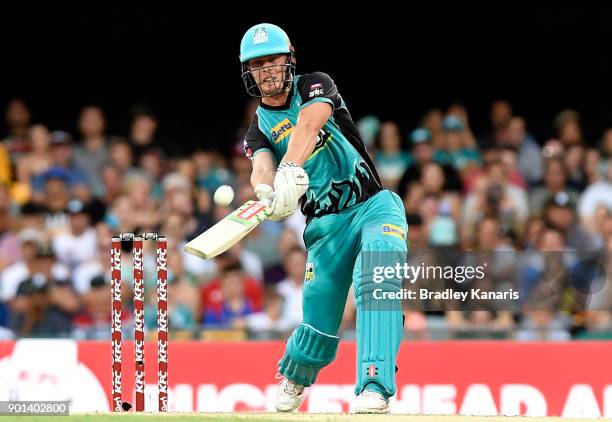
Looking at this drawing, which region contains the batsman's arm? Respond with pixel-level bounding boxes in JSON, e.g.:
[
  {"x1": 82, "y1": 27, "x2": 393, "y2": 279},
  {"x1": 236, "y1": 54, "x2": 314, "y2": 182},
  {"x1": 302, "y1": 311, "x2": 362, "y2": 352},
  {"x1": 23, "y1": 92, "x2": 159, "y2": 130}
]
[
  {"x1": 282, "y1": 102, "x2": 332, "y2": 166},
  {"x1": 250, "y1": 150, "x2": 276, "y2": 189}
]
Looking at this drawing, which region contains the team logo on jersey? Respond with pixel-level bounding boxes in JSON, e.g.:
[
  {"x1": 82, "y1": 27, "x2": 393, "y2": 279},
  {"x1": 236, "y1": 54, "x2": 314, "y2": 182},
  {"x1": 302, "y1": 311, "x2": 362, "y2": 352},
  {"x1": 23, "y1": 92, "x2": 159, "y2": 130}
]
[
  {"x1": 382, "y1": 224, "x2": 405, "y2": 240},
  {"x1": 253, "y1": 27, "x2": 268, "y2": 44},
  {"x1": 305, "y1": 263, "x2": 315, "y2": 282},
  {"x1": 271, "y1": 118, "x2": 293, "y2": 143}
]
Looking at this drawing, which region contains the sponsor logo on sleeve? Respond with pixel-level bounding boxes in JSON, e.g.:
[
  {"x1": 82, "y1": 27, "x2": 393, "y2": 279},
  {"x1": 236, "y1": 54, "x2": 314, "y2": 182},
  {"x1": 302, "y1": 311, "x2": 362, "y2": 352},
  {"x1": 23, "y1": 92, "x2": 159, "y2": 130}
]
[
  {"x1": 382, "y1": 224, "x2": 405, "y2": 240},
  {"x1": 309, "y1": 83, "x2": 325, "y2": 98}
]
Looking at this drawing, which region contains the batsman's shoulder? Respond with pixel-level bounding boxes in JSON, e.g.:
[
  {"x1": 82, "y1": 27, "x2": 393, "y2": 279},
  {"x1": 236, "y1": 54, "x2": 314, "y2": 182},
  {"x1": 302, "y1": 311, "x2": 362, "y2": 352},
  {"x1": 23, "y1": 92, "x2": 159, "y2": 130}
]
[{"x1": 297, "y1": 71, "x2": 335, "y2": 88}]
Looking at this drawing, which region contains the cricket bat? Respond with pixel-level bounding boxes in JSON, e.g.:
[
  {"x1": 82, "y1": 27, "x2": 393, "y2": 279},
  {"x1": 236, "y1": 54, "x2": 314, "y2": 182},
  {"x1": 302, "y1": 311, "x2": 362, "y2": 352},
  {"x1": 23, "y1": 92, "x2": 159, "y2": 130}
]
[{"x1": 183, "y1": 199, "x2": 271, "y2": 259}]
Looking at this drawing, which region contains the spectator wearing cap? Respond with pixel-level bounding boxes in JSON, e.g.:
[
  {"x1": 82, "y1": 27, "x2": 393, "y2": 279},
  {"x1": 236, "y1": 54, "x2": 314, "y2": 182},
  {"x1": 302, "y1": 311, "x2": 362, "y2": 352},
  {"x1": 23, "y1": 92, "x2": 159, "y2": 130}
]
[
  {"x1": 30, "y1": 131, "x2": 90, "y2": 200},
  {"x1": 529, "y1": 158, "x2": 580, "y2": 216},
  {"x1": 578, "y1": 160, "x2": 612, "y2": 234},
  {"x1": 545, "y1": 191, "x2": 599, "y2": 251},
  {"x1": 501, "y1": 117, "x2": 543, "y2": 186},
  {"x1": 0, "y1": 230, "x2": 69, "y2": 302},
  {"x1": 10, "y1": 273, "x2": 78, "y2": 338},
  {"x1": 52, "y1": 199, "x2": 98, "y2": 270},
  {"x1": 374, "y1": 121, "x2": 412, "y2": 189},
  {"x1": 73, "y1": 106, "x2": 110, "y2": 197},
  {"x1": 396, "y1": 127, "x2": 461, "y2": 200},
  {"x1": 435, "y1": 115, "x2": 481, "y2": 173},
  {"x1": 28, "y1": 167, "x2": 72, "y2": 233}
]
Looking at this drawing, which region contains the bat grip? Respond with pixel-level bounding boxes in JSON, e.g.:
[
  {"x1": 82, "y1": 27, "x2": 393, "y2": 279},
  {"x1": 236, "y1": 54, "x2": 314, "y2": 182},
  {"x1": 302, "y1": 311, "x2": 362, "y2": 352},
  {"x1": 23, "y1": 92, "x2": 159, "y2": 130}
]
[{"x1": 261, "y1": 197, "x2": 273, "y2": 207}]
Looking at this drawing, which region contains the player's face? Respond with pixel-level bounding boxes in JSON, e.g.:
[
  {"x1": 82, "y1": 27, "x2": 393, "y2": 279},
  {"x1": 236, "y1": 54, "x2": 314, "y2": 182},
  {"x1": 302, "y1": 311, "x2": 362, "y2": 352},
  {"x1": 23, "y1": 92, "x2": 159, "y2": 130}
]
[{"x1": 248, "y1": 54, "x2": 289, "y2": 96}]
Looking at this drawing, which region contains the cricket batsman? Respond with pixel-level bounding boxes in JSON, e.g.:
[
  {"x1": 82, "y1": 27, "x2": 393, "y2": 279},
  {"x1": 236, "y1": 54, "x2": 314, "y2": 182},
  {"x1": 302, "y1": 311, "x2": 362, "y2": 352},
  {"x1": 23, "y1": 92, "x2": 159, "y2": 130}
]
[{"x1": 240, "y1": 23, "x2": 407, "y2": 413}]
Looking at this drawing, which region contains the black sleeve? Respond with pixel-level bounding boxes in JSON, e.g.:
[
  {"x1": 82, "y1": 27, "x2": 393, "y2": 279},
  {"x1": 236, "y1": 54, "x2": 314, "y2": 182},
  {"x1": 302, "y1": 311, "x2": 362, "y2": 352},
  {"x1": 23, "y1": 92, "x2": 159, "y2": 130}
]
[
  {"x1": 243, "y1": 114, "x2": 273, "y2": 160},
  {"x1": 297, "y1": 72, "x2": 343, "y2": 111}
]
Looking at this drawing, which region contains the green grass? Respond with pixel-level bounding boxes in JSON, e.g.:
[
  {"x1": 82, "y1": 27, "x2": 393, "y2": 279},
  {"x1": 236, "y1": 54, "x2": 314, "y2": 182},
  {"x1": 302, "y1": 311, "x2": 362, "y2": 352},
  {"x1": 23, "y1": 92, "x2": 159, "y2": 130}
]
[{"x1": 0, "y1": 413, "x2": 608, "y2": 422}]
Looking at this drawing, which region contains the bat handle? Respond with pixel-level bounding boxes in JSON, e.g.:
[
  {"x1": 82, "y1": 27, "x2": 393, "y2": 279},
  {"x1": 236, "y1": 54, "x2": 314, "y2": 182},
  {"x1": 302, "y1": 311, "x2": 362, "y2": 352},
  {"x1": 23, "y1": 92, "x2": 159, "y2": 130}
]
[{"x1": 261, "y1": 197, "x2": 273, "y2": 207}]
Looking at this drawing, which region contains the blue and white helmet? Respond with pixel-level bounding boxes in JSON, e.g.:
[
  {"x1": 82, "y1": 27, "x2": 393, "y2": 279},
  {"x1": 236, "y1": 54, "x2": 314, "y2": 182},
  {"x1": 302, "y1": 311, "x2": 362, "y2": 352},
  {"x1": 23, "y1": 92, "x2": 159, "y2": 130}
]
[{"x1": 239, "y1": 23, "x2": 296, "y2": 97}]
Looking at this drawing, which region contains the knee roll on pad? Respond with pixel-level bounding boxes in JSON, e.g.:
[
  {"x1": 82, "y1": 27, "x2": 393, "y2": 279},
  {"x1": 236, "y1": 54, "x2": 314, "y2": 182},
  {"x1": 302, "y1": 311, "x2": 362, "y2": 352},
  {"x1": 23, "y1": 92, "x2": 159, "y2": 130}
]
[{"x1": 278, "y1": 324, "x2": 339, "y2": 387}]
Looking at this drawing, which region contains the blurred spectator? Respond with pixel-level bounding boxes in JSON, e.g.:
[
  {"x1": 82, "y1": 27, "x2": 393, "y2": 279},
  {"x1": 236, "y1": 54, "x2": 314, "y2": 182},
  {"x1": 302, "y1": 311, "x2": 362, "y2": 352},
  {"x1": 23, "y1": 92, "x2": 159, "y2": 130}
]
[
  {"x1": 3, "y1": 98, "x2": 32, "y2": 160},
  {"x1": 0, "y1": 144, "x2": 10, "y2": 186},
  {"x1": 421, "y1": 109, "x2": 444, "y2": 149},
  {"x1": 462, "y1": 161, "x2": 528, "y2": 246},
  {"x1": 517, "y1": 227, "x2": 572, "y2": 340},
  {"x1": 108, "y1": 139, "x2": 134, "y2": 174},
  {"x1": 9, "y1": 273, "x2": 77, "y2": 338},
  {"x1": 599, "y1": 128, "x2": 612, "y2": 178},
  {"x1": 498, "y1": 147, "x2": 528, "y2": 189},
  {"x1": 0, "y1": 234, "x2": 69, "y2": 302},
  {"x1": 246, "y1": 289, "x2": 291, "y2": 338},
  {"x1": 203, "y1": 262, "x2": 254, "y2": 329},
  {"x1": 128, "y1": 106, "x2": 160, "y2": 161},
  {"x1": 0, "y1": 205, "x2": 21, "y2": 271},
  {"x1": 30, "y1": 168, "x2": 72, "y2": 234},
  {"x1": 375, "y1": 121, "x2": 411, "y2": 189},
  {"x1": 200, "y1": 255, "x2": 263, "y2": 320},
  {"x1": 30, "y1": 131, "x2": 89, "y2": 203},
  {"x1": 435, "y1": 115, "x2": 481, "y2": 174},
  {"x1": 554, "y1": 109, "x2": 584, "y2": 146},
  {"x1": 406, "y1": 213, "x2": 426, "y2": 251},
  {"x1": 52, "y1": 199, "x2": 98, "y2": 269},
  {"x1": 397, "y1": 128, "x2": 461, "y2": 200},
  {"x1": 420, "y1": 162, "x2": 461, "y2": 221},
  {"x1": 193, "y1": 149, "x2": 232, "y2": 192},
  {"x1": 145, "y1": 271, "x2": 195, "y2": 332},
  {"x1": 73, "y1": 275, "x2": 111, "y2": 339},
  {"x1": 481, "y1": 100, "x2": 513, "y2": 150},
  {"x1": 73, "y1": 106, "x2": 109, "y2": 197},
  {"x1": 502, "y1": 117, "x2": 543, "y2": 186},
  {"x1": 564, "y1": 144, "x2": 586, "y2": 191},
  {"x1": 529, "y1": 158, "x2": 579, "y2": 216},
  {"x1": 578, "y1": 160, "x2": 612, "y2": 233},
  {"x1": 276, "y1": 247, "x2": 307, "y2": 330},
  {"x1": 13, "y1": 124, "x2": 52, "y2": 204},
  {"x1": 356, "y1": 115, "x2": 380, "y2": 149}
]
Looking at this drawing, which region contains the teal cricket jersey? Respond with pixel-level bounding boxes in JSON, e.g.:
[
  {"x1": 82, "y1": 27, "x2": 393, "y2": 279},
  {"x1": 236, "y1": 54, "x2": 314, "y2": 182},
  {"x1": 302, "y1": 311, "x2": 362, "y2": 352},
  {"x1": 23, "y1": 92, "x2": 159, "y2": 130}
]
[{"x1": 244, "y1": 72, "x2": 382, "y2": 221}]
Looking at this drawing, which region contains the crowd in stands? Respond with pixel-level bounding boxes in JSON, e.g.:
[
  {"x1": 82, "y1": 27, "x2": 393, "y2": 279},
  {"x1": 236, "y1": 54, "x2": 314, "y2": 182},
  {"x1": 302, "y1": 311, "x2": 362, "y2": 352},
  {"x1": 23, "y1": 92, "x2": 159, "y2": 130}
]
[{"x1": 0, "y1": 97, "x2": 611, "y2": 341}]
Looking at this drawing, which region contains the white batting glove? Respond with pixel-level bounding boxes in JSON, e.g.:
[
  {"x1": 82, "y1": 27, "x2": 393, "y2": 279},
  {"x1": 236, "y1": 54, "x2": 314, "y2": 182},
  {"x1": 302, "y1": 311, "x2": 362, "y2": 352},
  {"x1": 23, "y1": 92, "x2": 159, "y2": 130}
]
[
  {"x1": 254, "y1": 183, "x2": 274, "y2": 202},
  {"x1": 271, "y1": 162, "x2": 309, "y2": 220}
]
